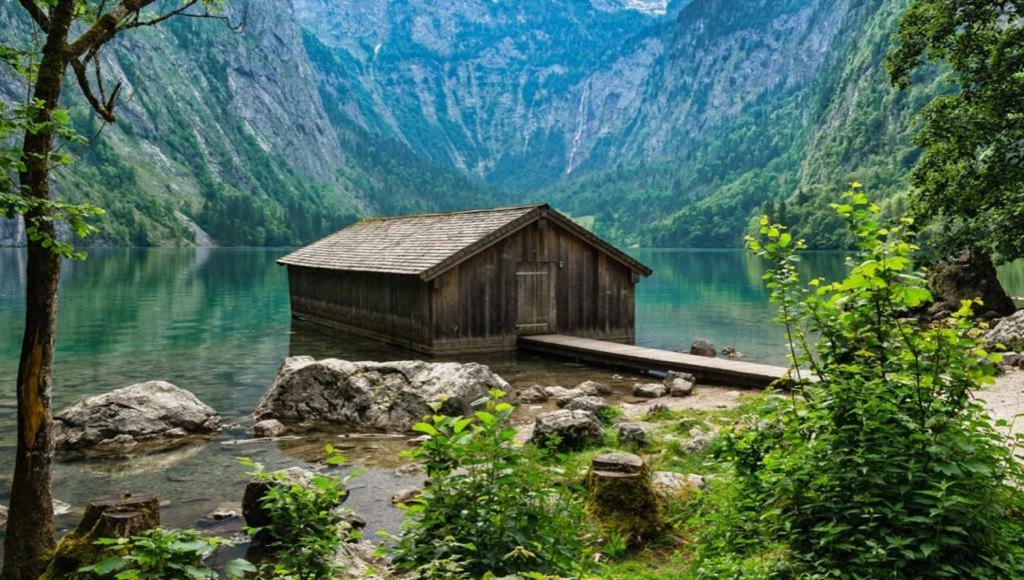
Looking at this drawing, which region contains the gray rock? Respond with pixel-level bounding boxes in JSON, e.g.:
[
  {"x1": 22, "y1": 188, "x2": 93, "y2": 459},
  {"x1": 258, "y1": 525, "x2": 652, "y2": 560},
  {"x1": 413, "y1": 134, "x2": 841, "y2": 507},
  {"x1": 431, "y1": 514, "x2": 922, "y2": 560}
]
[
  {"x1": 564, "y1": 396, "x2": 610, "y2": 417},
  {"x1": 987, "y1": 311, "x2": 1024, "y2": 351},
  {"x1": 721, "y1": 346, "x2": 742, "y2": 358},
  {"x1": 516, "y1": 385, "x2": 549, "y2": 403},
  {"x1": 253, "y1": 357, "x2": 509, "y2": 432},
  {"x1": 616, "y1": 422, "x2": 648, "y2": 447},
  {"x1": 547, "y1": 382, "x2": 606, "y2": 406},
  {"x1": 529, "y1": 409, "x2": 604, "y2": 451},
  {"x1": 681, "y1": 426, "x2": 718, "y2": 453},
  {"x1": 576, "y1": 380, "x2": 613, "y2": 396},
  {"x1": 633, "y1": 382, "x2": 668, "y2": 398},
  {"x1": 690, "y1": 339, "x2": 717, "y2": 357},
  {"x1": 1001, "y1": 352, "x2": 1024, "y2": 368},
  {"x1": 665, "y1": 371, "x2": 696, "y2": 397},
  {"x1": 207, "y1": 501, "x2": 242, "y2": 521},
  {"x1": 646, "y1": 403, "x2": 672, "y2": 419},
  {"x1": 251, "y1": 419, "x2": 288, "y2": 438},
  {"x1": 652, "y1": 471, "x2": 706, "y2": 498},
  {"x1": 54, "y1": 381, "x2": 220, "y2": 453},
  {"x1": 391, "y1": 488, "x2": 422, "y2": 505}
]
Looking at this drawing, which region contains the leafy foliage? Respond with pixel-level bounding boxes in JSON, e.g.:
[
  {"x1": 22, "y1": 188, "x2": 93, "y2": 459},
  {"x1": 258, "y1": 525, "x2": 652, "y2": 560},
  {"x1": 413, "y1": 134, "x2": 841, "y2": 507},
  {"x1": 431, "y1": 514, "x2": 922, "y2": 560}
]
[
  {"x1": 75, "y1": 528, "x2": 254, "y2": 579},
  {"x1": 694, "y1": 188, "x2": 1024, "y2": 577},
  {"x1": 0, "y1": 97, "x2": 103, "y2": 259},
  {"x1": 385, "y1": 391, "x2": 594, "y2": 578},
  {"x1": 886, "y1": 0, "x2": 1024, "y2": 262},
  {"x1": 237, "y1": 445, "x2": 354, "y2": 579}
]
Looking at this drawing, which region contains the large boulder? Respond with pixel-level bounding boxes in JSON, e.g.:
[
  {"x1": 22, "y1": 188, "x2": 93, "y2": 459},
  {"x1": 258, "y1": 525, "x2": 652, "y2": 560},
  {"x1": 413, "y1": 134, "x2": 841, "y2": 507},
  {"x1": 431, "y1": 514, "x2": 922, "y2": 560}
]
[
  {"x1": 253, "y1": 357, "x2": 509, "y2": 432},
  {"x1": 564, "y1": 396, "x2": 611, "y2": 417},
  {"x1": 986, "y1": 310, "x2": 1024, "y2": 351},
  {"x1": 929, "y1": 250, "x2": 1015, "y2": 317},
  {"x1": 54, "y1": 381, "x2": 220, "y2": 453},
  {"x1": 529, "y1": 409, "x2": 604, "y2": 451}
]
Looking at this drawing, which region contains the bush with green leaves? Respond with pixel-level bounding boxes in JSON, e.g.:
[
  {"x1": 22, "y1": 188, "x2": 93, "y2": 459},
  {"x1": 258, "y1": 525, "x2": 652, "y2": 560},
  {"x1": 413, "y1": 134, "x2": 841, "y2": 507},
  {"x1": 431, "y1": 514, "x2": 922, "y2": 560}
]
[
  {"x1": 238, "y1": 444, "x2": 355, "y2": 579},
  {"x1": 75, "y1": 528, "x2": 254, "y2": 579},
  {"x1": 696, "y1": 187, "x2": 1024, "y2": 577},
  {"x1": 384, "y1": 390, "x2": 594, "y2": 578}
]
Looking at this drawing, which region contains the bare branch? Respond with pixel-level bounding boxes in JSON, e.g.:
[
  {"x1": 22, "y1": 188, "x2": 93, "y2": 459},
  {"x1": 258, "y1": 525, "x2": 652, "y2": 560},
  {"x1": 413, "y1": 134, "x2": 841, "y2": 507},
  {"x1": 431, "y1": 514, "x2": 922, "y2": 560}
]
[
  {"x1": 69, "y1": 57, "x2": 117, "y2": 123},
  {"x1": 18, "y1": 0, "x2": 50, "y2": 32},
  {"x1": 65, "y1": 0, "x2": 162, "y2": 58}
]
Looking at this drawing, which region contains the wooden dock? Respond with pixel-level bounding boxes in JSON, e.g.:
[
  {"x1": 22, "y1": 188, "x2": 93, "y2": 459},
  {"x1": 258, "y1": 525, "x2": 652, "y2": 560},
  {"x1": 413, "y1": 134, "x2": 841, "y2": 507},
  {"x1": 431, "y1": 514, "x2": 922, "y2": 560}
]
[{"x1": 519, "y1": 334, "x2": 790, "y2": 388}]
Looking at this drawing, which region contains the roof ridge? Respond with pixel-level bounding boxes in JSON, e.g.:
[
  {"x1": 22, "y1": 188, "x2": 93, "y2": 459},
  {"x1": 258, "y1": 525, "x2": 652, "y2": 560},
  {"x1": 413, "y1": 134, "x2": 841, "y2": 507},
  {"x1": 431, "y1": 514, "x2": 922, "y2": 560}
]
[{"x1": 360, "y1": 203, "x2": 546, "y2": 223}]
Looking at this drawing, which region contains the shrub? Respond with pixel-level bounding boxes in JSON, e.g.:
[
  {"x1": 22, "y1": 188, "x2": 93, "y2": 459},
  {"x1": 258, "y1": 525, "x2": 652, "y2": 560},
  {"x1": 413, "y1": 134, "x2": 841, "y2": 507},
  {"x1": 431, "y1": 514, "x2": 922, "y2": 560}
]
[
  {"x1": 76, "y1": 528, "x2": 254, "y2": 579},
  {"x1": 699, "y1": 187, "x2": 1024, "y2": 577},
  {"x1": 384, "y1": 391, "x2": 595, "y2": 577},
  {"x1": 238, "y1": 445, "x2": 354, "y2": 579}
]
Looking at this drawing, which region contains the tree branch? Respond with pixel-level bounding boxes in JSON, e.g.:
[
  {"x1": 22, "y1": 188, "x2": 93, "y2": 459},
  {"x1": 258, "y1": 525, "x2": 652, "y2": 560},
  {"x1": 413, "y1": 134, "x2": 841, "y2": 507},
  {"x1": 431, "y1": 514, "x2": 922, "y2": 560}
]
[
  {"x1": 69, "y1": 56, "x2": 118, "y2": 123},
  {"x1": 18, "y1": 0, "x2": 50, "y2": 32}
]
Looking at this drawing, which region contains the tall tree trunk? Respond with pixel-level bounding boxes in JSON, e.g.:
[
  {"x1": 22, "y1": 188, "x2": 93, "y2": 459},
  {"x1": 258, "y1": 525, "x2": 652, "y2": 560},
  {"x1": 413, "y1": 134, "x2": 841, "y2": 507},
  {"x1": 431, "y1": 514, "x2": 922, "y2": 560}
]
[{"x1": 3, "y1": 3, "x2": 74, "y2": 577}]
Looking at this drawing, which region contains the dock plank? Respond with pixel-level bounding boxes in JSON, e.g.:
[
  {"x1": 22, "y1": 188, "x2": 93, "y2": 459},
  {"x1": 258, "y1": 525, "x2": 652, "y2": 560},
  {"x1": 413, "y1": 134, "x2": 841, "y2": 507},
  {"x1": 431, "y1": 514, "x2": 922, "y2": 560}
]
[{"x1": 519, "y1": 334, "x2": 790, "y2": 388}]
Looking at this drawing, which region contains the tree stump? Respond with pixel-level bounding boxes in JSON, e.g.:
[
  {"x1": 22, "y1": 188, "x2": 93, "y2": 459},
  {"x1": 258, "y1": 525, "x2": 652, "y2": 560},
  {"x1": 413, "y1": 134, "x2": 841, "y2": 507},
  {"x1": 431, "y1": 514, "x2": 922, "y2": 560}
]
[
  {"x1": 586, "y1": 452, "x2": 662, "y2": 546},
  {"x1": 46, "y1": 492, "x2": 160, "y2": 578}
]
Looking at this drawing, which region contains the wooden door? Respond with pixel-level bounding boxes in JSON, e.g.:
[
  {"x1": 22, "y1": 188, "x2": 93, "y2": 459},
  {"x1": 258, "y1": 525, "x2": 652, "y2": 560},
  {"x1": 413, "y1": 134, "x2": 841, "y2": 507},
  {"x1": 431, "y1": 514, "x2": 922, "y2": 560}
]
[{"x1": 515, "y1": 262, "x2": 555, "y2": 335}]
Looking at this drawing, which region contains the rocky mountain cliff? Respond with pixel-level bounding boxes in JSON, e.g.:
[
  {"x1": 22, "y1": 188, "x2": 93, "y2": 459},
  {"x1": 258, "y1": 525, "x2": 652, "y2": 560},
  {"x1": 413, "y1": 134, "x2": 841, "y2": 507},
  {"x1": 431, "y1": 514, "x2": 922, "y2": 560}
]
[{"x1": 1, "y1": 0, "x2": 924, "y2": 247}]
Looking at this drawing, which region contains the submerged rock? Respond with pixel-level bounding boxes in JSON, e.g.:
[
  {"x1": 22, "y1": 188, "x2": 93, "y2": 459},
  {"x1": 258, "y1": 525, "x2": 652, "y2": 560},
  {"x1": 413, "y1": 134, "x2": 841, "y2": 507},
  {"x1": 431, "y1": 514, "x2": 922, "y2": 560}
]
[
  {"x1": 515, "y1": 385, "x2": 550, "y2": 403},
  {"x1": 576, "y1": 380, "x2": 613, "y2": 396},
  {"x1": 391, "y1": 488, "x2": 422, "y2": 506},
  {"x1": 251, "y1": 419, "x2": 288, "y2": 438},
  {"x1": 690, "y1": 339, "x2": 717, "y2": 357},
  {"x1": 253, "y1": 356, "x2": 509, "y2": 432},
  {"x1": 529, "y1": 409, "x2": 604, "y2": 451},
  {"x1": 54, "y1": 381, "x2": 220, "y2": 453}
]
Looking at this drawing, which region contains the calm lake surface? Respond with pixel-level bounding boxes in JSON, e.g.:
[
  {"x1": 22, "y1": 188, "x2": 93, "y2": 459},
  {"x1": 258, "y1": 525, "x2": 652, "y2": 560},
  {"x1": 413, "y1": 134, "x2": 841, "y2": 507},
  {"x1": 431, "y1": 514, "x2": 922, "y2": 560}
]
[{"x1": 1, "y1": 247, "x2": 1022, "y2": 538}]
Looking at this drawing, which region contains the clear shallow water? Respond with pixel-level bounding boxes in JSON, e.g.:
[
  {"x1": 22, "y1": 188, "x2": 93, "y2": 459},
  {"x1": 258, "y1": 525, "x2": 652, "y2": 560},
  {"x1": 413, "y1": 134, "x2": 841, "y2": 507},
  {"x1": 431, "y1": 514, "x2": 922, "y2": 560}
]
[{"x1": 1, "y1": 247, "x2": 1022, "y2": 538}]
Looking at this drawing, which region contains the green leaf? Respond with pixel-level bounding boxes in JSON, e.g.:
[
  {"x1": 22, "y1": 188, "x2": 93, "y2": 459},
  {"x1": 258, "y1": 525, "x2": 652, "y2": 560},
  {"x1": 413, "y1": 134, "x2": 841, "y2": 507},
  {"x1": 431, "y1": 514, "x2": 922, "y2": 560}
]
[{"x1": 411, "y1": 422, "x2": 438, "y2": 436}]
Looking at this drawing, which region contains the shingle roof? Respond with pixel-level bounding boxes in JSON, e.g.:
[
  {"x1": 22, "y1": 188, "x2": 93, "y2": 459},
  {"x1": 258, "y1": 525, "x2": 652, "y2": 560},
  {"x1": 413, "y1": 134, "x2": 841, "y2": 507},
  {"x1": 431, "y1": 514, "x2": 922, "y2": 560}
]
[{"x1": 277, "y1": 204, "x2": 652, "y2": 280}]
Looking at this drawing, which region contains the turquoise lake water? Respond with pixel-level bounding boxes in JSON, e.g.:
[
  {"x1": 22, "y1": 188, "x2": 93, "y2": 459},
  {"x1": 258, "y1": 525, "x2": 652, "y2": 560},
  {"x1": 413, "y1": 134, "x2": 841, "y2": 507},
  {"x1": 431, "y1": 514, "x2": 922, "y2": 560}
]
[{"x1": 1, "y1": 247, "x2": 1022, "y2": 535}]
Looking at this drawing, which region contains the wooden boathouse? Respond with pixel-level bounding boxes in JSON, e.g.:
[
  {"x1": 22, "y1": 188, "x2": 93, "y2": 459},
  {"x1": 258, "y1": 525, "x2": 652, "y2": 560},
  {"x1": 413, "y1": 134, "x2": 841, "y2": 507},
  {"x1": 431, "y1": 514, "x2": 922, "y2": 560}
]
[{"x1": 278, "y1": 204, "x2": 653, "y2": 355}]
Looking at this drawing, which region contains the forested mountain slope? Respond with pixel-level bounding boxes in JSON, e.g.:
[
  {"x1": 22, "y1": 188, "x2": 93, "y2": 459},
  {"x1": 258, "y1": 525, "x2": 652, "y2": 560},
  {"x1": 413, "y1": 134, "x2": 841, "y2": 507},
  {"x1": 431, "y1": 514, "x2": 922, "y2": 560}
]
[
  {"x1": 1, "y1": 0, "x2": 931, "y2": 248},
  {"x1": 0, "y1": 0, "x2": 497, "y2": 246}
]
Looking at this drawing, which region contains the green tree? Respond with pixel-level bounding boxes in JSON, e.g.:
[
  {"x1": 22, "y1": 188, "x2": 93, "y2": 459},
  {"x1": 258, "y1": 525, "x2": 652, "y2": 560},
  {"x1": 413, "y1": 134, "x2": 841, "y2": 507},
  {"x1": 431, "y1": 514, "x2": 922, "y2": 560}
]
[
  {"x1": 0, "y1": 2, "x2": 227, "y2": 577},
  {"x1": 886, "y1": 0, "x2": 1024, "y2": 261}
]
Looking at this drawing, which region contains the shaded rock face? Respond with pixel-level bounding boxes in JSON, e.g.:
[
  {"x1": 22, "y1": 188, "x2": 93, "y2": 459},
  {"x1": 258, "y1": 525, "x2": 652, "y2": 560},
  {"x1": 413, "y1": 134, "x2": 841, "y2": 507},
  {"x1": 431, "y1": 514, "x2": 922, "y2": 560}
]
[
  {"x1": 54, "y1": 381, "x2": 220, "y2": 453},
  {"x1": 253, "y1": 357, "x2": 509, "y2": 432},
  {"x1": 987, "y1": 311, "x2": 1024, "y2": 351},
  {"x1": 530, "y1": 409, "x2": 604, "y2": 451},
  {"x1": 930, "y1": 250, "x2": 1015, "y2": 317}
]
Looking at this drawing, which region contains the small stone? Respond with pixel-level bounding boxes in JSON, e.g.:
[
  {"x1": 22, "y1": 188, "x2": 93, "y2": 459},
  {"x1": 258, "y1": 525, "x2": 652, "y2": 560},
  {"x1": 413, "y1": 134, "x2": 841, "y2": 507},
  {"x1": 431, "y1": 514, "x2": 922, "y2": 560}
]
[
  {"x1": 516, "y1": 385, "x2": 549, "y2": 403},
  {"x1": 576, "y1": 380, "x2": 613, "y2": 396},
  {"x1": 616, "y1": 423, "x2": 648, "y2": 447},
  {"x1": 682, "y1": 427, "x2": 717, "y2": 453},
  {"x1": 645, "y1": 404, "x2": 672, "y2": 419},
  {"x1": 611, "y1": 374, "x2": 624, "y2": 381},
  {"x1": 721, "y1": 346, "x2": 742, "y2": 358},
  {"x1": 652, "y1": 471, "x2": 706, "y2": 498},
  {"x1": 664, "y1": 371, "x2": 696, "y2": 397},
  {"x1": 394, "y1": 463, "x2": 424, "y2": 477},
  {"x1": 251, "y1": 419, "x2": 288, "y2": 438},
  {"x1": 690, "y1": 339, "x2": 717, "y2": 357},
  {"x1": 564, "y1": 396, "x2": 610, "y2": 416},
  {"x1": 633, "y1": 383, "x2": 668, "y2": 398},
  {"x1": 1000, "y1": 352, "x2": 1024, "y2": 368},
  {"x1": 207, "y1": 501, "x2": 242, "y2": 521},
  {"x1": 52, "y1": 499, "x2": 73, "y2": 516},
  {"x1": 391, "y1": 488, "x2": 422, "y2": 506},
  {"x1": 529, "y1": 409, "x2": 604, "y2": 451},
  {"x1": 343, "y1": 512, "x2": 367, "y2": 529}
]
